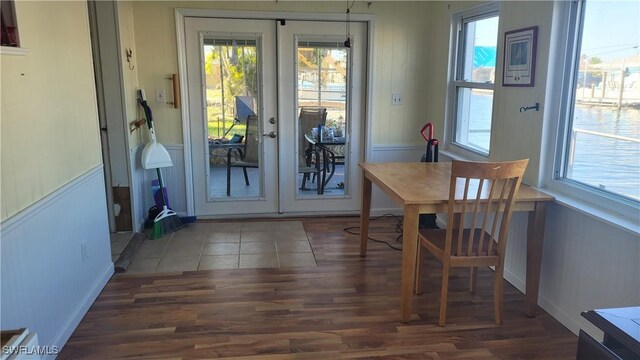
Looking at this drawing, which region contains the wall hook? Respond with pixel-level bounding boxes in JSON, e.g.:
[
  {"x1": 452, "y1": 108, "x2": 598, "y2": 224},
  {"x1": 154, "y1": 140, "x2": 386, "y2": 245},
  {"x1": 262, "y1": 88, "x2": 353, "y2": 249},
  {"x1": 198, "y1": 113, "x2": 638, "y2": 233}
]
[
  {"x1": 125, "y1": 48, "x2": 134, "y2": 70},
  {"x1": 520, "y1": 102, "x2": 539, "y2": 112}
]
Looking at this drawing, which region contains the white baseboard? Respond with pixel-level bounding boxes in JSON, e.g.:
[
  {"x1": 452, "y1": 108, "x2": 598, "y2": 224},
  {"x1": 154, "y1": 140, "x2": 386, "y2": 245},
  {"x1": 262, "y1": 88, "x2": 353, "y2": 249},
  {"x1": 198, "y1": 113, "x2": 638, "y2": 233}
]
[
  {"x1": 503, "y1": 268, "x2": 526, "y2": 294},
  {"x1": 49, "y1": 262, "x2": 113, "y2": 359}
]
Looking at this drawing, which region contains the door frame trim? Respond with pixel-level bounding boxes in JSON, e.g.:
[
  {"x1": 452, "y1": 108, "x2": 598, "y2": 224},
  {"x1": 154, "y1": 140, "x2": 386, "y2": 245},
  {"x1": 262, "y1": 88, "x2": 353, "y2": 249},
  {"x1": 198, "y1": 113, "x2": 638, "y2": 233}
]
[{"x1": 175, "y1": 8, "x2": 376, "y2": 216}]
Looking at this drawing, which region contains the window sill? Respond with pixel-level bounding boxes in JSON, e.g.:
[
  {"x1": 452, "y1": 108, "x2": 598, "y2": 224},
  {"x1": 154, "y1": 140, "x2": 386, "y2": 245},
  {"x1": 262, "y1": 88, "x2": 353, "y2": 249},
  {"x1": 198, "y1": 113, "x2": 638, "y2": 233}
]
[
  {"x1": 1, "y1": 46, "x2": 28, "y2": 56},
  {"x1": 440, "y1": 147, "x2": 488, "y2": 162},
  {"x1": 540, "y1": 187, "x2": 639, "y2": 236}
]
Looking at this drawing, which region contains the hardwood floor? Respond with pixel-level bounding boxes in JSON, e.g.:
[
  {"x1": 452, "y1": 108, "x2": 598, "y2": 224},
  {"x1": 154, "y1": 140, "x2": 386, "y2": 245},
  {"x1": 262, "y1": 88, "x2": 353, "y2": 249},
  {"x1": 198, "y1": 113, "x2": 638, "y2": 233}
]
[{"x1": 60, "y1": 217, "x2": 577, "y2": 359}]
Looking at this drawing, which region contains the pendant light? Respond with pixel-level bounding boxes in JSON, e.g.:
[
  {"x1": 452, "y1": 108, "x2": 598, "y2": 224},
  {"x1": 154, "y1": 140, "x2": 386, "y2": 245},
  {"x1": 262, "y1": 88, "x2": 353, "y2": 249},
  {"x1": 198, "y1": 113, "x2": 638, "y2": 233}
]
[{"x1": 344, "y1": 0, "x2": 355, "y2": 48}]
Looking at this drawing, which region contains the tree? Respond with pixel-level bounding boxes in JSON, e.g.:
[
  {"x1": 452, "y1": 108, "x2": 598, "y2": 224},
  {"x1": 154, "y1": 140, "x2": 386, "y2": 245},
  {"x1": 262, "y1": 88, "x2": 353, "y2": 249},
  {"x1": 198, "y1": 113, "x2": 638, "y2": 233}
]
[{"x1": 589, "y1": 57, "x2": 602, "y2": 65}]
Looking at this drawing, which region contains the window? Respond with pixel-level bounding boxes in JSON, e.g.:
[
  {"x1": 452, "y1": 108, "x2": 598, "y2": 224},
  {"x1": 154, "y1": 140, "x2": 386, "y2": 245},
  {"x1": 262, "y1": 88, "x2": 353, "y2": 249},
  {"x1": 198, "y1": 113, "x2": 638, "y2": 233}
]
[
  {"x1": 1, "y1": 0, "x2": 19, "y2": 47},
  {"x1": 449, "y1": 4, "x2": 499, "y2": 156},
  {"x1": 554, "y1": 0, "x2": 640, "y2": 208}
]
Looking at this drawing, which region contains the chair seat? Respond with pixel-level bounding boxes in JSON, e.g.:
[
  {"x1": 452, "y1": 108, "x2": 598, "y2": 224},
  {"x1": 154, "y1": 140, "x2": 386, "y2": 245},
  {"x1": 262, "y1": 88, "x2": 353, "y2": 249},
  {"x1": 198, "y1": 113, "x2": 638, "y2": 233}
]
[
  {"x1": 229, "y1": 160, "x2": 258, "y2": 168},
  {"x1": 299, "y1": 165, "x2": 318, "y2": 174},
  {"x1": 419, "y1": 228, "x2": 499, "y2": 267}
]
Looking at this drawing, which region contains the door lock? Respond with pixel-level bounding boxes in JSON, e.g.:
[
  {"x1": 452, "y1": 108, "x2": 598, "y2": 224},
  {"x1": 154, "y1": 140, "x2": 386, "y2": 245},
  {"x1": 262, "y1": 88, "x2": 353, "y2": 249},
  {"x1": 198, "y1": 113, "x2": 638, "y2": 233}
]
[
  {"x1": 263, "y1": 131, "x2": 277, "y2": 138},
  {"x1": 268, "y1": 117, "x2": 276, "y2": 124}
]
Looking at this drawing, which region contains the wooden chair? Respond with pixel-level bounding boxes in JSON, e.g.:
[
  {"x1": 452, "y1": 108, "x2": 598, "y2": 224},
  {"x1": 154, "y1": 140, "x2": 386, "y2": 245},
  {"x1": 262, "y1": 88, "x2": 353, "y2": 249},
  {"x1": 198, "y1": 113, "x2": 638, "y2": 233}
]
[{"x1": 414, "y1": 159, "x2": 529, "y2": 326}]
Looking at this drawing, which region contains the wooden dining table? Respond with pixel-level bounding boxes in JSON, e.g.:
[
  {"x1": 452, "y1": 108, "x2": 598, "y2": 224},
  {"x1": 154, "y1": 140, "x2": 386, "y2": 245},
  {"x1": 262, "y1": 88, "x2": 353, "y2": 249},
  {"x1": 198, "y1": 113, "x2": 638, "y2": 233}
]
[{"x1": 359, "y1": 162, "x2": 555, "y2": 323}]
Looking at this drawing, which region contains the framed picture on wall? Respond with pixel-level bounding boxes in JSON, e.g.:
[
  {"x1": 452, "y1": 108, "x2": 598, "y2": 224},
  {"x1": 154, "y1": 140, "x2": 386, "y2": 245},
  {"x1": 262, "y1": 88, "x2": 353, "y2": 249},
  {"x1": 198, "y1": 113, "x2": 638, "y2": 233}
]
[{"x1": 502, "y1": 26, "x2": 538, "y2": 87}]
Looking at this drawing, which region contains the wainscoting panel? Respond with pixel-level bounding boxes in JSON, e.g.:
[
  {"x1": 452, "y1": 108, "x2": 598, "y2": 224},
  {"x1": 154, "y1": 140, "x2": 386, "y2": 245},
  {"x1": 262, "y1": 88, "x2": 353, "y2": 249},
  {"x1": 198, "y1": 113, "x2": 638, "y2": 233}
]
[
  {"x1": 0, "y1": 166, "x2": 113, "y2": 359},
  {"x1": 143, "y1": 145, "x2": 187, "y2": 217}
]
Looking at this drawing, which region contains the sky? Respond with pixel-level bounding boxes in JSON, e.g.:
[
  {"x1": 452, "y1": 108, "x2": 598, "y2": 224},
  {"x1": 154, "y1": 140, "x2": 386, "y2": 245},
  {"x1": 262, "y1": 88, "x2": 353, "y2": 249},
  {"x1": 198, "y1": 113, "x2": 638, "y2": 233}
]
[{"x1": 578, "y1": 1, "x2": 639, "y2": 61}]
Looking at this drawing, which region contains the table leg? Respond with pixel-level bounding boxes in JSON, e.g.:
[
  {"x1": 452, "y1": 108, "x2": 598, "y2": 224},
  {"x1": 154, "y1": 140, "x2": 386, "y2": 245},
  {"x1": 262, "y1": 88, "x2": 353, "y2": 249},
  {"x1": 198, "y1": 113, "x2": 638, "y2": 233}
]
[
  {"x1": 525, "y1": 201, "x2": 547, "y2": 317},
  {"x1": 226, "y1": 149, "x2": 233, "y2": 197},
  {"x1": 359, "y1": 174, "x2": 372, "y2": 257},
  {"x1": 401, "y1": 205, "x2": 419, "y2": 323},
  {"x1": 320, "y1": 149, "x2": 328, "y2": 194}
]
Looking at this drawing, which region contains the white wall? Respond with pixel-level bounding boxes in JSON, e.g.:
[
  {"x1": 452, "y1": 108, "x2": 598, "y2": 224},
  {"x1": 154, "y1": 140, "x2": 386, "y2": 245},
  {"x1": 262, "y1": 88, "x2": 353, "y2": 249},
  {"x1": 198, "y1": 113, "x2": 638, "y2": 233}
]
[{"x1": 1, "y1": 1, "x2": 103, "y2": 221}]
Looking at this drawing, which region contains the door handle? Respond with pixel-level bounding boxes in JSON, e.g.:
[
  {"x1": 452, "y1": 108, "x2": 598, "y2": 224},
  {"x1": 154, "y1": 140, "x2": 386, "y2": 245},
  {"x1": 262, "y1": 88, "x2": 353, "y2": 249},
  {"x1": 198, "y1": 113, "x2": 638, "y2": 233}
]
[{"x1": 263, "y1": 131, "x2": 277, "y2": 138}]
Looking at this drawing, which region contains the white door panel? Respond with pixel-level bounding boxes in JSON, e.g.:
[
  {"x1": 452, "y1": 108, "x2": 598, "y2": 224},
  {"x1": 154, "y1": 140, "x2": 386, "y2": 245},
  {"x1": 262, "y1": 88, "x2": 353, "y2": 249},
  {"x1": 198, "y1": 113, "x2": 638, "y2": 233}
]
[
  {"x1": 277, "y1": 20, "x2": 367, "y2": 213},
  {"x1": 185, "y1": 18, "x2": 278, "y2": 216}
]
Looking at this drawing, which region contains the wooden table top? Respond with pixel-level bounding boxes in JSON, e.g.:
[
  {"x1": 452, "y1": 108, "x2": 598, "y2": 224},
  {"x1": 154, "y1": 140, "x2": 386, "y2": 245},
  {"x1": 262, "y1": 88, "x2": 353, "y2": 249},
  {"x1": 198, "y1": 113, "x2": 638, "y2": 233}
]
[{"x1": 359, "y1": 162, "x2": 554, "y2": 205}]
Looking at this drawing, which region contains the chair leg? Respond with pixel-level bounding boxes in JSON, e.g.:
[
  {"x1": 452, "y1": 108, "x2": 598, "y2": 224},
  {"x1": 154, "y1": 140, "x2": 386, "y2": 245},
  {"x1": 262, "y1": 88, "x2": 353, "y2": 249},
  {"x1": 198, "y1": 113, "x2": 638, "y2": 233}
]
[
  {"x1": 414, "y1": 242, "x2": 425, "y2": 295},
  {"x1": 469, "y1": 267, "x2": 477, "y2": 293},
  {"x1": 242, "y1": 167, "x2": 249, "y2": 185},
  {"x1": 301, "y1": 173, "x2": 308, "y2": 190},
  {"x1": 226, "y1": 149, "x2": 233, "y2": 197},
  {"x1": 494, "y1": 265, "x2": 505, "y2": 325},
  {"x1": 439, "y1": 262, "x2": 450, "y2": 327},
  {"x1": 226, "y1": 164, "x2": 232, "y2": 197}
]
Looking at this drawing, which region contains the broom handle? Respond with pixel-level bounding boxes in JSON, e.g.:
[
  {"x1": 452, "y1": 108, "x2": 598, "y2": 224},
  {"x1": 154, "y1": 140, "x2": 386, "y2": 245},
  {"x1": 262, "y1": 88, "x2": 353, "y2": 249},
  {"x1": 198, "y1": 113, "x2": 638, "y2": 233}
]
[{"x1": 156, "y1": 168, "x2": 169, "y2": 209}]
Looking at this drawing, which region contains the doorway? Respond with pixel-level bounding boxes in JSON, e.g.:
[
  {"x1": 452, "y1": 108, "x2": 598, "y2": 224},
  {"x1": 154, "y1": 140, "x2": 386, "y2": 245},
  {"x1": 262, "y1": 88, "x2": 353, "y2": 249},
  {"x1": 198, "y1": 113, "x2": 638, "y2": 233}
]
[{"x1": 184, "y1": 15, "x2": 368, "y2": 217}]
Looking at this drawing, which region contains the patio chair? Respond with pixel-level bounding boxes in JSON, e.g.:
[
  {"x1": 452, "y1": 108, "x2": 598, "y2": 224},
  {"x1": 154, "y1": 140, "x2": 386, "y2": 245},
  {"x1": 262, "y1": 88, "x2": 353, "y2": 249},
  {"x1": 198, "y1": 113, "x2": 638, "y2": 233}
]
[
  {"x1": 298, "y1": 107, "x2": 327, "y2": 193},
  {"x1": 226, "y1": 115, "x2": 259, "y2": 196},
  {"x1": 414, "y1": 159, "x2": 529, "y2": 326},
  {"x1": 224, "y1": 96, "x2": 255, "y2": 137}
]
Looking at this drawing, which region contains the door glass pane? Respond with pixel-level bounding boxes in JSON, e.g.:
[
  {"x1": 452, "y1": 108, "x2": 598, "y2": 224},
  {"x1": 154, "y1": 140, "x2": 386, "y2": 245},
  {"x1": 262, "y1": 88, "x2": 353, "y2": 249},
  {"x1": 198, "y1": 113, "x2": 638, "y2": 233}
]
[
  {"x1": 203, "y1": 37, "x2": 262, "y2": 199},
  {"x1": 296, "y1": 43, "x2": 349, "y2": 197}
]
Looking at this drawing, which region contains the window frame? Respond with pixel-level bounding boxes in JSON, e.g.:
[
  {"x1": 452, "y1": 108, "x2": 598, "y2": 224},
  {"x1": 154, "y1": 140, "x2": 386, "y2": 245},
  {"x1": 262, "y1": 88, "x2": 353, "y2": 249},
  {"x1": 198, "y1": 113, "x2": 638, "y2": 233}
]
[
  {"x1": 545, "y1": 0, "x2": 640, "y2": 225},
  {"x1": 445, "y1": 2, "x2": 500, "y2": 160}
]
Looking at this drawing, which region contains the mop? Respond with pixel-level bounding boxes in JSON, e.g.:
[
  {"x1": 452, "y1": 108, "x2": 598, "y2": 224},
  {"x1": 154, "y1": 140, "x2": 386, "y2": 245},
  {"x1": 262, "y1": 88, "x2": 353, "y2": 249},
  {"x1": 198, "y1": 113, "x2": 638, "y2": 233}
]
[{"x1": 138, "y1": 89, "x2": 183, "y2": 239}]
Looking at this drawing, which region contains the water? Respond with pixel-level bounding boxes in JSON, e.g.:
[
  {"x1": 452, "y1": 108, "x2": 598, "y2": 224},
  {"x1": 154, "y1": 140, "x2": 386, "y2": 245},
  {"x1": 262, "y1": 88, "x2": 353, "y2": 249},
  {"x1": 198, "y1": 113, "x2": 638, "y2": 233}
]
[
  {"x1": 570, "y1": 106, "x2": 640, "y2": 200},
  {"x1": 470, "y1": 94, "x2": 640, "y2": 200}
]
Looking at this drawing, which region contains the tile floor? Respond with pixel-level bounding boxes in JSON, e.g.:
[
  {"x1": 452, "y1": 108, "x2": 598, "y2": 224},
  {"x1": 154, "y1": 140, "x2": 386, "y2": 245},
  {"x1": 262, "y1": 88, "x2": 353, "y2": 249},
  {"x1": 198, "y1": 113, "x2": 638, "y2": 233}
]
[
  {"x1": 126, "y1": 220, "x2": 317, "y2": 274},
  {"x1": 110, "y1": 231, "x2": 134, "y2": 263}
]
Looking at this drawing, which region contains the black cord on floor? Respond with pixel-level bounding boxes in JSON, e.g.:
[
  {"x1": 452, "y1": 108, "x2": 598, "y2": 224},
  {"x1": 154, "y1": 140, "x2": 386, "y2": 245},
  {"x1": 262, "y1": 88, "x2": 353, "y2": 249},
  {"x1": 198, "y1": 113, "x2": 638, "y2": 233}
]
[{"x1": 344, "y1": 213, "x2": 404, "y2": 251}]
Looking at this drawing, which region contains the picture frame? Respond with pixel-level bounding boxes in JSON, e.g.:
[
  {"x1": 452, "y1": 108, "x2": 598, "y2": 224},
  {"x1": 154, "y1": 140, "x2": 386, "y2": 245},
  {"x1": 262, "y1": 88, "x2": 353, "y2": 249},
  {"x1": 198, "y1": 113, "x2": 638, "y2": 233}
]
[{"x1": 502, "y1": 26, "x2": 538, "y2": 87}]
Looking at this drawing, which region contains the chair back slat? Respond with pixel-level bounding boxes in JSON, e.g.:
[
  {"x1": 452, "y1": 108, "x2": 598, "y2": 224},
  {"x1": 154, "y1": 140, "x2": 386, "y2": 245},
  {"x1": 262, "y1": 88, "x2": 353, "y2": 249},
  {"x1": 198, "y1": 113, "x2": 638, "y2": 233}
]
[
  {"x1": 478, "y1": 178, "x2": 497, "y2": 255},
  {"x1": 446, "y1": 159, "x2": 529, "y2": 258},
  {"x1": 467, "y1": 178, "x2": 485, "y2": 256},
  {"x1": 455, "y1": 178, "x2": 471, "y2": 256},
  {"x1": 487, "y1": 178, "x2": 509, "y2": 255}
]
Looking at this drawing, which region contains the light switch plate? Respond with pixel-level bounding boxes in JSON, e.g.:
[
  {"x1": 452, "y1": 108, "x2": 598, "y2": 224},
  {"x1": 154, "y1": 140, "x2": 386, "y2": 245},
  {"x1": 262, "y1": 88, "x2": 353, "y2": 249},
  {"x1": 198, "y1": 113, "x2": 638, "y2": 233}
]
[
  {"x1": 392, "y1": 93, "x2": 403, "y2": 106},
  {"x1": 155, "y1": 88, "x2": 166, "y2": 103}
]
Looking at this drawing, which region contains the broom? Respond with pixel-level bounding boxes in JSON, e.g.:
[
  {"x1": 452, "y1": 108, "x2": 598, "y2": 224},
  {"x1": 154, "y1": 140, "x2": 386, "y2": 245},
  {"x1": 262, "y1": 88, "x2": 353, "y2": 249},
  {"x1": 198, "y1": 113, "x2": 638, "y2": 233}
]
[{"x1": 138, "y1": 90, "x2": 183, "y2": 239}]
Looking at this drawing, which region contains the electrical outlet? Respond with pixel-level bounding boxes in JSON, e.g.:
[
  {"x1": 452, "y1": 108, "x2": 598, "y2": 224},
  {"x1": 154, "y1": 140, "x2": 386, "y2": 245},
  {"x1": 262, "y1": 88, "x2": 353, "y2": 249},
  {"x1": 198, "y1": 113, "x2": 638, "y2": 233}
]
[
  {"x1": 392, "y1": 93, "x2": 403, "y2": 106},
  {"x1": 155, "y1": 88, "x2": 166, "y2": 103}
]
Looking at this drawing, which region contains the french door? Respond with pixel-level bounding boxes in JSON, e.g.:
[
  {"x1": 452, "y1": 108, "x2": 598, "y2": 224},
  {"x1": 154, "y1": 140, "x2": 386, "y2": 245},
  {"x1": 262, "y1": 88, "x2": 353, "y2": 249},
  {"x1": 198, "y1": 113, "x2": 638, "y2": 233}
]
[{"x1": 184, "y1": 16, "x2": 367, "y2": 217}]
